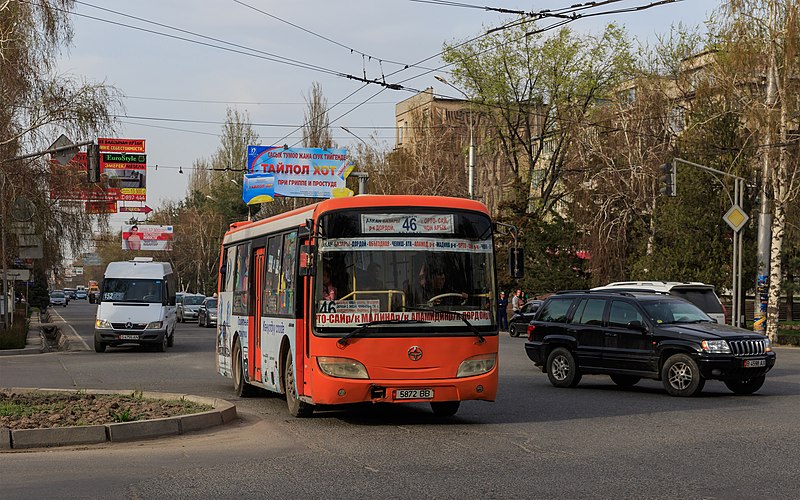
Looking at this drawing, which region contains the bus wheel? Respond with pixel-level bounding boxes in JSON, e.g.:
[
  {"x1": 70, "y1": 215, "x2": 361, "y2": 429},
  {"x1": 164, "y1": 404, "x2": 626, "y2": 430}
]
[
  {"x1": 284, "y1": 350, "x2": 313, "y2": 417},
  {"x1": 233, "y1": 339, "x2": 258, "y2": 397},
  {"x1": 431, "y1": 401, "x2": 460, "y2": 416}
]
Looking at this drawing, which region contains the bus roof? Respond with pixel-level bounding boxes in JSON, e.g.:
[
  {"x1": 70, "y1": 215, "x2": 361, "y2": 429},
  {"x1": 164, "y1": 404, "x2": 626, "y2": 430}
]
[{"x1": 223, "y1": 195, "x2": 490, "y2": 245}]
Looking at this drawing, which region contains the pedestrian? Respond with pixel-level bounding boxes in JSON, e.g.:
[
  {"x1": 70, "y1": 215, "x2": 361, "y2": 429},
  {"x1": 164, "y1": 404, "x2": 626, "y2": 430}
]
[
  {"x1": 498, "y1": 291, "x2": 509, "y2": 331},
  {"x1": 512, "y1": 289, "x2": 523, "y2": 315}
]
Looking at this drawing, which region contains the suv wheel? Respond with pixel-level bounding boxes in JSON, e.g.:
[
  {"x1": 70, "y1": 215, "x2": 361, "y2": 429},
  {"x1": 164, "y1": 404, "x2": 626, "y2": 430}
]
[
  {"x1": 546, "y1": 347, "x2": 582, "y2": 388},
  {"x1": 724, "y1": 375, "x2": 766, "y2": 395},
  {"x1": 509, "y1": 325, "x2": 518, "y2": 337},
  {"x1": 610, "y1": 374, "x2": 640, "y2": 387},
  {"x1": 662, "y1": 353, "x2": 705, "y2": 397}
]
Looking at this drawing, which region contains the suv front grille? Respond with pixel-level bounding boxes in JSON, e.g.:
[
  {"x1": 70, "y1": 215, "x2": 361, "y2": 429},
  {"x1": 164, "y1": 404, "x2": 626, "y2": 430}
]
[{"x1": 729, "y1": 339, "x2": 766, "y2": 356}]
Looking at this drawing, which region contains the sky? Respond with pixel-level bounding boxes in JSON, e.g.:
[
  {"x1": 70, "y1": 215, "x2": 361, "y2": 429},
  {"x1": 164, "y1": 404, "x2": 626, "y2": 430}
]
[{"x1": 56, "y1": 0, "x2": 721, "y2": 226}]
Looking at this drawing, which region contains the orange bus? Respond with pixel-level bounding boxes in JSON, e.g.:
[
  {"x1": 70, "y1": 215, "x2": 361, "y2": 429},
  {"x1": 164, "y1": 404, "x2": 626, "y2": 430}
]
[{"x1": 216, "y1": 195, "x2": 503, "y2": 417}]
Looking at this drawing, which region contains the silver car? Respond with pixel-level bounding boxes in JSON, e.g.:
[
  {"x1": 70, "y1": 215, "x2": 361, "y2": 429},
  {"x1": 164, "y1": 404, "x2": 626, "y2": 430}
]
[
  {"x1": 49, "y1": 291, "x2": 68, "y2": 307},
  {"x1": 177, "y1": 293, "x2": 205, "y2": 323}
]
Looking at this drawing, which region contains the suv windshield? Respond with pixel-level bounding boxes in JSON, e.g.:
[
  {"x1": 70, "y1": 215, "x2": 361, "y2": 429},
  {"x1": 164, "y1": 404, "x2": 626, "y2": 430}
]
[
  {"x1": 314, "y1": 210, "x2": 496, "y2": 334},
  {"x1": 206, "y1": 298, "x2": 218, "y2": 309},
  {"x1": 641, "y1": 299, "x2": 712, "y2": 325},
  {"x1": 101, "y1": 278, "x2": 163, "y2": 304}
]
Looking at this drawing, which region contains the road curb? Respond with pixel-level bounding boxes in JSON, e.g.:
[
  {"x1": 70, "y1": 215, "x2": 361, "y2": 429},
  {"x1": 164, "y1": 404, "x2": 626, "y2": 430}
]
[{"x1": 1, "y1": 388, "x2": 237, "y2": 450}]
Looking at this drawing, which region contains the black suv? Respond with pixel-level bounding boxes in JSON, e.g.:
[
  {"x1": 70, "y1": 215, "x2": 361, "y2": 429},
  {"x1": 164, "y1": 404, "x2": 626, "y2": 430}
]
[{"x1": 524, "y1": 290, "x2": 776, "y2": 396}]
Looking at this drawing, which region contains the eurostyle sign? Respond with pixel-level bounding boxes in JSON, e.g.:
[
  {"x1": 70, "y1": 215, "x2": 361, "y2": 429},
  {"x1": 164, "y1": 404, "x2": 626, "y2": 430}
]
[
  {"x1": 244, "y1": 146, "x2": 354, "y2": 204},
  {"x1": 100, "y1": 152, "x2": 147, "y2": 201}
]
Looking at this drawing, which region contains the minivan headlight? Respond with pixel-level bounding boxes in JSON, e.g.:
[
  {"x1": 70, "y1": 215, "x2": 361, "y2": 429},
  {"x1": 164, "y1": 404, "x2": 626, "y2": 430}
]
[
  {"x1": 457, "y1": 353, "x2": 497, "y2": 377},
  {"x1": 317, "y1": 356, "x2": 369, "y2": 379},
  {"x1": 145, "y1": 321, "x2": 163, "y2": 330},
  {"x1": 701, "y1": 340, "x2": 731, "y2": 353},
  {"x1": 95, "y1": 319, "x2": 111, "y2": 329}
]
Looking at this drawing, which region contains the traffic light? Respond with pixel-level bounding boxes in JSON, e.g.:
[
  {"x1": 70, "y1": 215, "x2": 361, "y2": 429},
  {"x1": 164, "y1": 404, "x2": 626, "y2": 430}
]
[
  {"x1": 659, "y1": 161, "x2": 676, "y2": 197},
  {"x1": 87, "y1": 144, "x2": 101, "y2": 183},
  {"x1": 509, "y1": 247, "x2": 524, "y2": 279}
]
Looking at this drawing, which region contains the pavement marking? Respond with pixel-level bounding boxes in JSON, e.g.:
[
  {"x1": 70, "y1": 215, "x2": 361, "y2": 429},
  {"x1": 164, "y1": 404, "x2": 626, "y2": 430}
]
[{"x1": 49, "y1": 308, "x2": 91, "y2": 351}]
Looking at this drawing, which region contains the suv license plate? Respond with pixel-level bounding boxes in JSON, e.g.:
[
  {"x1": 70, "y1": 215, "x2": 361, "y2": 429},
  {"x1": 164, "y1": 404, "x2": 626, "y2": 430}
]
[
  {"x1": 395, "y1": 389, "x2": 434, "y2": 400},
  {"x1": 744, "y1": 358, "x2": 766, "y2": 368},
  {"x1": 118, "y1": 334, "x2": 139, "y2": 340}
]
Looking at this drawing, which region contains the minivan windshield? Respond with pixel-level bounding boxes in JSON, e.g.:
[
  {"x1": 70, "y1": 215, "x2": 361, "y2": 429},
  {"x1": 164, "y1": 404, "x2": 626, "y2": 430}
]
[
  {"x1": 641, "y1": 299, "x2": 713, "y2": 325},
  {"x1": 183, "y1": 295, "x2": 205, "y2": 306},
  {"x1": 101, "y1": 279, "x2": 163, "y2": 304}
]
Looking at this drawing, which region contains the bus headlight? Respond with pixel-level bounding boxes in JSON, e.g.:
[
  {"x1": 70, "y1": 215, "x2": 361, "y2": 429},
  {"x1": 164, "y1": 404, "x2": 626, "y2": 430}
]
[
  {"x1": 457, "y1": 353, "x2": 496, "y2": 377},
  {"x1": 145, "y1": 321, "x2": 163, "y2": 330},
  {"x1": 95, "y1": 319, "x2": 111, "y2": 329},
  {"x1": 317, "y1": 357, "x2": 369, "y2": 379}
]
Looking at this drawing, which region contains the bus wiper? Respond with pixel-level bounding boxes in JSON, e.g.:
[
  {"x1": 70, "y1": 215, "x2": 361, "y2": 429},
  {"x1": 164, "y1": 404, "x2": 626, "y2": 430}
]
[
  {"x1": 400, "y1": 306, "x2": 485, "y2": 344},
  {"x1": 336, "y1": 319, "x2": 429, "y2": 347}
]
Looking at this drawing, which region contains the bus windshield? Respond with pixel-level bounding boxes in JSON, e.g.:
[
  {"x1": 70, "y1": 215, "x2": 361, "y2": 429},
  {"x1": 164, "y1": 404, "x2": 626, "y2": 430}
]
[{"x1": 314, "y1": 210, "x2": 496, "y2": 334}]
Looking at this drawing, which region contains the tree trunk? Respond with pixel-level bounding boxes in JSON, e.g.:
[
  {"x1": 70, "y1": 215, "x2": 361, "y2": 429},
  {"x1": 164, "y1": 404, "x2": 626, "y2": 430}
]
[{"x1": 766, "y1": 199, "x2": 785, "y2": 342}]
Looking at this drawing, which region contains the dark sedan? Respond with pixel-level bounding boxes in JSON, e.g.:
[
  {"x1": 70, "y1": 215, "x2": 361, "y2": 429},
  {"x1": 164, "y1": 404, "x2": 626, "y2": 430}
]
[
  {"x1": 509, "y1": 300, "x2": 542, "y2": 337},
  {"x1": 198, "y1": 297, "x2": 218, "y2": 328}
]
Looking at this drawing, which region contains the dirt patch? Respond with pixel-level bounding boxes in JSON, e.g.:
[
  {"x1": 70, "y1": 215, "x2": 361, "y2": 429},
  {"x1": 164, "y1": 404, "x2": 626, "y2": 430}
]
[{"x1": 0, "y1": 391, "x2": 212, "y2": 430}]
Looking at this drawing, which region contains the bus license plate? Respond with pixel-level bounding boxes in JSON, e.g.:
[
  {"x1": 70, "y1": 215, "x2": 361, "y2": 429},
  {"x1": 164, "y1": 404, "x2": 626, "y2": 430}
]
[
  {"x1": 744, "y1": 358, "x2": 766, "y2": 368},
  {"x1": 118, "y1": 334, "x2": 139, "y2": 340},
  {"x1": 395, "y1": 388, "x2": 434, "y2": 400}
]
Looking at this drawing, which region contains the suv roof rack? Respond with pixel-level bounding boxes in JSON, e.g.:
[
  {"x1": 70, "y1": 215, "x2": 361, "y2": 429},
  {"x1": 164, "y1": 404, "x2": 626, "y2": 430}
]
[{"x1": 554, "y1": 289, "x2": 669, "y2": 297}]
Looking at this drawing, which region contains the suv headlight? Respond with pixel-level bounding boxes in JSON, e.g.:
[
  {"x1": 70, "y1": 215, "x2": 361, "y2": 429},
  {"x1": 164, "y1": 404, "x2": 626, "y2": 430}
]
[
  {"x1": 95, "y1": 319, "x2": 111, "y2": 329},
  {"x1": 764, "y1": 337, "x2": 772, "y2": 353},
  {"x1": 701, "y1": 340, "x2": 731, "y2": 353},
  {"x1": 145, "y1": 321, "x2": 163, "y2": 330},
  {"x1": 457, "y1": 353, "x2": 497, "y2": 377},
  {"x1": 317, "y1": 357, "x2": 369, "y2": 379}
]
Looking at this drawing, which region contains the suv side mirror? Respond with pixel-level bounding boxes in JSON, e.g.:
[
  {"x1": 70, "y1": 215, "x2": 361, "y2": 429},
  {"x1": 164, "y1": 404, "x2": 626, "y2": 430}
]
[{"x1": 627, "y1": 320, "x2": 648, "y2": 333}]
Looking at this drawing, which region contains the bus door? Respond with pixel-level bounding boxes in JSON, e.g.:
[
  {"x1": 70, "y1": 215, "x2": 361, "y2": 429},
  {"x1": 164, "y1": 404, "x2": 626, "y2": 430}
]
[{"x1": 249, "y1": 247, "x2": 266, "y2": 383}]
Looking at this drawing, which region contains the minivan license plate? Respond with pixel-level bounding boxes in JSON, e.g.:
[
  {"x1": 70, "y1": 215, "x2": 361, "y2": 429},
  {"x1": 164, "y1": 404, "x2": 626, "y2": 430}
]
[
  {"x1": 395, "y1": 388, "x2": 434, "y2": 400},
  {"x1": 118, "y1": 334, "x2": 139, "y2": 340},
  {"x1": 744, "y1": 358, "x2": 766, "y2": 368}
]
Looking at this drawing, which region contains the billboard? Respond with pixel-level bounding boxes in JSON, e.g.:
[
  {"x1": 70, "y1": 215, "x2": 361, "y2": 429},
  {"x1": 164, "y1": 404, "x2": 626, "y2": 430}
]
[
  {"x1": 98, "y1": 138, "x2": 146, "y2": 153},
  {"x1": 85, "y1": 201, "x2": 118, "y2": 214},
  {"x1": 121, "y1": 224, "x2": 173, "y2": 251},
  {"x1": 100, "y1": 152, "x2": 146, "y2": 201},
  {"x1": 244, "y1": 146, "x2": 354, "y2": 203},
  {"x1": 49, "y1": 152, "x2": 117, "y2": 201}
]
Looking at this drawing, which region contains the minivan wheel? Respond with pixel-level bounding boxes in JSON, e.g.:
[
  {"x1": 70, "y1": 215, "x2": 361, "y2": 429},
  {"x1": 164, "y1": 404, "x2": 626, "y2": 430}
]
[
  {"x1": 725, "y1": 375, "x2": 766, "y2": 395},
  {"x1": 94, "y1": 338, "x2": 106, "y2": 353},
  {"x1": 509, "y1": 325, "x2": 518, "y2": 337},
  {"x1": 662, "y1": 353, "x2": 705, "y2": 396},
  {"x1": 610, "y1": 374, "x2": 641, "y2": 387},
  {"x1": 156, "y1": 332, "x2": 168, "y2": 352},
  {"x1": 167, "y1": 329, "x2": 174, "y2": 347},
  {"x1": 546, "y1": 347, "x2": 582, "y2": 388}
]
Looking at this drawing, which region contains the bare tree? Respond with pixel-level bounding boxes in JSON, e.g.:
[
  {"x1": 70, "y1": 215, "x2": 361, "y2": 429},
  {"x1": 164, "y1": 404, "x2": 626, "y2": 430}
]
[{"x1": 302, "y1": 82, "x2": 335, "y2": 149}]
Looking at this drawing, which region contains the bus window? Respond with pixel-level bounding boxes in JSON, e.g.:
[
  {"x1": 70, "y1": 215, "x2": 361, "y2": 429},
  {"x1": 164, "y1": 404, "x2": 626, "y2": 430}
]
[
  {"x1": 263, "y1": 236, "x2": 282, "y2": 315},
  {"x1": 233, "y1": 243, "x2": 250, "y2": 316},
  {"x1": 224, "y1": 246, "x2": 236, "y2": 292},
  {"x1": 280, "y1": 231, "x2": 297, "y2": 315}
]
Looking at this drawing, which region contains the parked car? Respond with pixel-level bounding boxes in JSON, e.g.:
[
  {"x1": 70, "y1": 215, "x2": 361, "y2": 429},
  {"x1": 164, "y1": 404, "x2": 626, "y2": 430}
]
[
  {"x1": 198, "y1": 297, "x2": 218, "y2": 327},
  {"x1": 49, "y1": 291, "x2": 68, "y2": 307},
  {"x1": 524, "y1": 290, "x2": 775, "y2": 397},
  {"x1": 591, "y1": 281, "x2": 727, "y2": 324},
  {"x1": 509, "y1": 299, "x2": 542, "y2": 337},
  {"x1": 177, "y1": 293, "x2": 205, "y2": 323}
]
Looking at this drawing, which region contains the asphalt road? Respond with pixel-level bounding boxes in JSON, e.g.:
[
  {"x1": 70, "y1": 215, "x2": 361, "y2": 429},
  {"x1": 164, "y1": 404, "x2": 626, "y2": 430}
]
[{"x1": 1, "y1": 300, "x2": 799, "y2": 499}]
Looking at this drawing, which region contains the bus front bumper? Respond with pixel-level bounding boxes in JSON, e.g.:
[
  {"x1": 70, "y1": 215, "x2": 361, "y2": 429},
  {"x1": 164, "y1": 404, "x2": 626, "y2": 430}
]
[{"x1": 307, "y1": 370, "x2": 498, "y2": 405}]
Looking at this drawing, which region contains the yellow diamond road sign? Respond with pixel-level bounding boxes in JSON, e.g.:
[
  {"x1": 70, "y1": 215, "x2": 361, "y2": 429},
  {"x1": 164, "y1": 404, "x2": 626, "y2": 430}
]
[{"x1": 723, "y1": 204, "x2": 748, "y2": 232}]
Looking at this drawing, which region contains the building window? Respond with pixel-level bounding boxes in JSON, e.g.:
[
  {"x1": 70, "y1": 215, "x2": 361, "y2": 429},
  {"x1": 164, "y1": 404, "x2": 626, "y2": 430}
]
[
  {"x1": 397, "y1": 121, "x2": 405, "y2": 145},
  {"x1": 669, "y1": 106, "x2": 685, "y2": 134}
]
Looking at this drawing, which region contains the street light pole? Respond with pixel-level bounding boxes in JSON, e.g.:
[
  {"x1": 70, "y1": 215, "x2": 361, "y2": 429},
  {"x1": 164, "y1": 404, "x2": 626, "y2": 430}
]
[{"x1": 435, "y1": 75, "x2": 474, "y2": 199}]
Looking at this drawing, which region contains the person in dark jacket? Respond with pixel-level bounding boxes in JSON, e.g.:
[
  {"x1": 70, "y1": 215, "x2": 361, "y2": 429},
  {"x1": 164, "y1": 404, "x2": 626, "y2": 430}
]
[{"x1": 498, "y1": 291, "x2": 509, "y2": 331}]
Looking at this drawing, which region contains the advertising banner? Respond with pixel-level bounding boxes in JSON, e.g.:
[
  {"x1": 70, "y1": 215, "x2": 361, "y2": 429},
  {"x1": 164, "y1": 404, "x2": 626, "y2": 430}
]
[
  {"x1": 244, "y1": 146, "x2": 354, "y2": 204},
  {"x1": 98, "y1": 138, "x2": 146, "y2": 153},
  {"x1": 121, "y1": 224, "x2": 173, "y2": 251},
  {"x1": 50, "y1": 152, "x2": 117, "y2": 201},
  {"x1": 100, "y1": 152, "x2": 147, "y2": 201},
  {"x1": 85, "y1": 201, "x2": 118, "y2": 214}
]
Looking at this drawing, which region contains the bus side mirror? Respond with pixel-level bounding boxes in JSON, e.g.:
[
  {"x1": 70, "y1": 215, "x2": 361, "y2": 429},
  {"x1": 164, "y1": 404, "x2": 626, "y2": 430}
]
[
  {"x1": 509, "y1": 247, "x2": 524, "y2": 279},
  {"x1": 219, "y1": 263, "x2": 226, "y2": 277},
  {"x1": 298, "y1": 245, "x2": 314, "y2": 276}
]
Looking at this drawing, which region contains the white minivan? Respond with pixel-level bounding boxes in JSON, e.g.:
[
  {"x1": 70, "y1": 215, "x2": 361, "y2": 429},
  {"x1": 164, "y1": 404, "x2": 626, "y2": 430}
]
[{"x1": 94, "y1": 257, "x2": 177, "y2": 353}]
